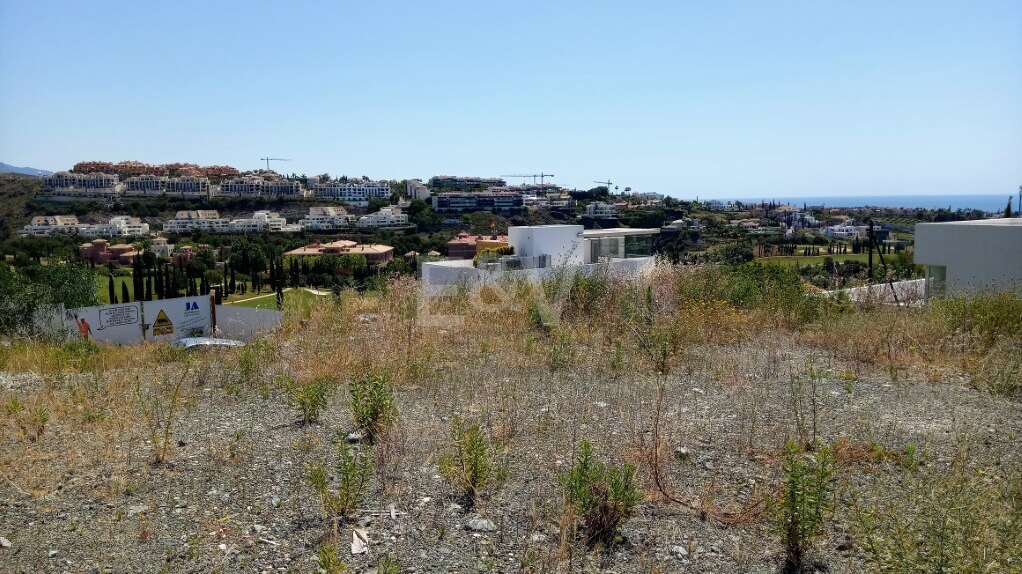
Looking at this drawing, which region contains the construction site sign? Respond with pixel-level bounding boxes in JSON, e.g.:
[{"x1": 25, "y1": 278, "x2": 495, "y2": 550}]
[{"x1": 152, "y1": 310, "x2": 174, "y2": 336}]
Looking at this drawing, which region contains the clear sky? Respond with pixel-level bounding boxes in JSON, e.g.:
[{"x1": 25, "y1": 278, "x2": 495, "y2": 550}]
[{"x1": 1, "y1": 0, "x2": 1019, "y2": 198}]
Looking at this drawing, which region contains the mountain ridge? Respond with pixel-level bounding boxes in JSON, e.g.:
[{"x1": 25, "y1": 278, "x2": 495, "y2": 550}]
[{"x1": 0, "y1": 162, "x2": 52, "y2": 176}]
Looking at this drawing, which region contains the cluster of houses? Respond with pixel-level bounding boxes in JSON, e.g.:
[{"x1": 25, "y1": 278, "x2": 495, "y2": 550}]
[
  {"x1": 38, "y1": 171, "x2": 394, "y2": 205},
  {"x1": 19, "y1": 206, "x2": 411, "y2": 239}
]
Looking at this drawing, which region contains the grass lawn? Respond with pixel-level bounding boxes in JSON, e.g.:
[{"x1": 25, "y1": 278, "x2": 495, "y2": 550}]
[
  {"x1": 231, "y1": 288, "x2": 325, "y2": 310},
  {"x1": 95, "y1": 274, "x2": 136, "y2": 304},
  {"x1": 758, "y1": 253, "x2": 870, "y2": 267}
]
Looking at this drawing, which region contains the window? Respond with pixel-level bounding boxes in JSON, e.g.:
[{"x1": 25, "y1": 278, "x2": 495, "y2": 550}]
[{"x1": 928, "y1": 265, "x2": 947, "y2": 298}]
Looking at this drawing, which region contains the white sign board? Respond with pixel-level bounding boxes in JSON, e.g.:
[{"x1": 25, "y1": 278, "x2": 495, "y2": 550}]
[
  {"x1": 62, "y1": 302, "x2": 144, "y2": 345},
  {"x1": 143, "y1": 296, "x2": 212, "y2": 342}
]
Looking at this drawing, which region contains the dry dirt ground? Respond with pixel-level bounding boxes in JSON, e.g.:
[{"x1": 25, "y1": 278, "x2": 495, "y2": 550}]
[{"x1": 1, "y1": 322, "x2": 1020, "y2": 573}]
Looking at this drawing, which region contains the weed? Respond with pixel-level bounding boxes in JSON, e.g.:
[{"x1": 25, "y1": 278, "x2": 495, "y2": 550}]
[
  {"x1": 768, "y1": 440, "x2": 836, "y2": 573},
  {"x1": 349, "y1": 369, "x2": 398, "y2": 442},
  {"x1": 315, "y1": 542, "x2": 347, "y2": 574},
  {"x1": 308, "y1": 442, "x2": 373, "y2": 526},
  {"x1": 285, "y1": 375, "x2": 333, "y2": 425},
  {"x1": 374, "y1": 553, "x2": 400, "y2": 574},
  {"x1": 853, "y1": 457, "x2": 1022, "y2": 573},
  {"x1": 438, "y1": 416, "x2": 508, "y2": 505},
  {"x1": 559, "y1": 440, "x2": 642, "y2": 548},
  {"x1": 136, "y1": 369, "x2": 188, "y2": 466}
]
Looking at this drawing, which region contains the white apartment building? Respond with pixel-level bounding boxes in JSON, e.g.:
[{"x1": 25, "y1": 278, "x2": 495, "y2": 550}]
[
  {"x1": 265, "y1": 179, "x2": 304, "y2": 198},
  {"x1": 299, "y1": 206, "x2": 358, "y2": 231},
  {"x1": 19, "y1": 215, "x2": 148, "y2": 238},
  {"x1": 19, "y1": 215, "x2": 82, "y2": 236},
  {"x1": 229, "y1": 211, "x2": 298, "y2": 233},
  {"x1": 823, "y1": 224, "x2": 881, "y2": 239},
  {"x1": 165, "y1": 176, "x2": 210, "y2": 198},
  {"x1": 406, "y1": 179, "x2": 431, "y2": 200},
  {"x1": 357, "y1": 206, "x2": 409, "y2": 228},
  {"x1": 124, "y1": 175, "x2": 170, "y2": 195},
  {"x1": 311, "y1": 180, "x2": 391, "y2": 207},
  {"x1": 584, "y1": 201, "x2": 618, "y2": 218},
  {"x1": 163, "y1": 210, "x2": 231, "y2": 234},
  {"x1": 40, "y1": 172, "x2": 119, "y2": 196},
  {"x1": 220, "y1": 176, "x2": 265, "y2": 197}
]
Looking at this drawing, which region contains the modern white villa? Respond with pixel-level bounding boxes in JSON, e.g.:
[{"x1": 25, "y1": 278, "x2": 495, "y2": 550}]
[
  {"x1": 420, "y1": 224, "x2": 659, "y2": 294},
  {"x1": 915, "y1": 218, "x2": 1022, "y2": 297}
]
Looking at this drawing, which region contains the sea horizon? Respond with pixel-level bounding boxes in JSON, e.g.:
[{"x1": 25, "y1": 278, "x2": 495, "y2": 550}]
[{"x1": 685, "y1": 194, "x2": 1016, "y2": 213}]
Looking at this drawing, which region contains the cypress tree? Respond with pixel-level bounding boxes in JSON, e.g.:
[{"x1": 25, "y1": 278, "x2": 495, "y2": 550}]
[
  {"x1": 154, "y1": 266, "x2": 163, "y2": 299},
  {"x1": 108, "y1": 275, "x2": 117, "y2": 304},
  {"x1": 121, "y1": 282, "x2": 131, "y2": 303}
]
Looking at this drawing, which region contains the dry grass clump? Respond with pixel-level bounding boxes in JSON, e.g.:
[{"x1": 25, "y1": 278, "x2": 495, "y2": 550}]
[{"x1": 2, "y1": 262, "x2": 1021, "y2": 572}]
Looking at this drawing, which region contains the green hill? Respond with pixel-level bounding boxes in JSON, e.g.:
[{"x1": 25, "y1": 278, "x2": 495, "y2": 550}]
[{"x1": 0, "y1": 173, "x2": 40, "y2": 240}]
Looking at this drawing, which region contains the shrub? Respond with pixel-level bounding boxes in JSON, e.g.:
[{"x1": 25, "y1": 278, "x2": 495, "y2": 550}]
[
  {"x1": 769, "y1": 440, "x2": 836, "y2": 572},
  {"x1": 308, "y1": 442, "x2": 373, "y2": 522},
  {"x1": 559, "y1": 440, "x2": 642, "y2": 547},
  {"x1": 349, "y1": 369, "x2": 398, "y2": 441},
  {"x1": 286, "y1": 375, "x2": 332, "y2": 425},
  {"x1": 315, "y1": 542, "x2": 347, "y2": 574},
  {"x1": 438, "y1": 416, "x2": 508, "y2": 504},
  {"x1": 853, "y1": 459, "x2": 1022, "y2": 573}
]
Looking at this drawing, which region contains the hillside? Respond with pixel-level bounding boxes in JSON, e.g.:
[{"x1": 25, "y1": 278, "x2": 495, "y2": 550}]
[
  {"x1": 0, "y1": 173, "x2": 40, "y2": 239},
  {"x1": 1, "y1": 266, "x2": 1020, "y2": 573},
  {"x1": 0, "y1": 162, "x2": 51, "y2": 177}
]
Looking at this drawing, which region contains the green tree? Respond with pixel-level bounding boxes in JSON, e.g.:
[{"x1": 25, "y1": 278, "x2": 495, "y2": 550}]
[
  {"x1": 108, "y1": 275, "x2": 117, "y2": 304},
  {"x1": 121, "y1": 282, "x2": 131, "y2": 303},
  {"x1": 1006, "y1": 198, "x2": 1014, "y2": 218}
]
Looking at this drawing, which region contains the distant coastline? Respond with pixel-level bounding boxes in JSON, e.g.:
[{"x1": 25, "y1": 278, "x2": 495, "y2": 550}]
[{"x1": 693, "y1": 194, "x2": 1014, "y2": 213}]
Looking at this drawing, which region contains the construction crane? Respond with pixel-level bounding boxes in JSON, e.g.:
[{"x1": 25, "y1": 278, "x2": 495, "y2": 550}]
[
  {"x1": 594, "y1": 179, "x2": 613, "y2": 189},
  {"x1": 500, "y1": 173, "x2": 555, "y2": 185},
  {"x1": 260, "y1": 157, "x2": 291, "y2": 171}
]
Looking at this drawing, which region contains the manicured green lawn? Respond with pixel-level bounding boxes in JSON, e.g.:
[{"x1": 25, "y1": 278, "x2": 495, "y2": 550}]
[
  {"x1": 231, "y1": 288, "x2": 324, "y2": 310},
  {"x1": 758, "y1": 253, "x2": 870, "y2": 267},
  {"x1": 95, "y1": 274, "x2": 135, "y2": 304}
]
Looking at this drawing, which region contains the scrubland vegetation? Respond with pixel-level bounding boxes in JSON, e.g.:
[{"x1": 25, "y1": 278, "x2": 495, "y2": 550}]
[{"x1": 1, "y1": 262, "x2": 1021, "y2": 573}]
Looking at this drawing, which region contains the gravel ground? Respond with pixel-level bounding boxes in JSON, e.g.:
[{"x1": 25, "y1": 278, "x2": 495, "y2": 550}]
[{"x1": 2, "y1": 333, "x2": 1020, "y2": 574}]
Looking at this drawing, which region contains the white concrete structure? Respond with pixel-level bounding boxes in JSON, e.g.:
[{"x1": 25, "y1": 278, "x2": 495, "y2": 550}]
[
  {"x1": 220, "y1": 176, "x2": 265, "y2": 197},
  {"x1": 311, "y1": 180, "x2": 391, "y2": 206},
  {"x1": 163, "y1": 210, "x2": 231, "y2": 234},
  {"x1": 229, "y1": 211, "x2": 294, "y2": 233},
  {"x1": 406, "y1": 179, "x2": 431, "y2": 200},
  {"x1": 19, "y1": 215, "x2": 82, "y2": 236},
  {"x1": 915, "y1": 218, "x2": 1022, "y2": 297},
  {"x1": 19, "y1": 215, "x2": 148, "y2": 238},
  {"x1": 164, "y1": 176, "x2": 210, "y2": 198},
  {"x1": 357, "y1": 207, "x2": 409, "y2": 228},
  {"x1": 421, "y1": 224, "x2": 659, "y2": 294},
  {"x1": 151, "y1": 237, "x2": 175, "y2": 259},
  {"x1": 584, "y1": 201, "x2": 618, "y2": 218},
  {"x1": 40, "y1": 172, "x2": 119, "y2": 197},
  {"x1": 299, "y1": 206, "x2": 358, "y2": 231},
  {"x1": 265, "y1": 179, "x2": 304, "y2": 198}
]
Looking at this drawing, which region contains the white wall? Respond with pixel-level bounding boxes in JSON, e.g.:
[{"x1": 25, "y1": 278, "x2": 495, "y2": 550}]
[
  {"x1": 508, "y1": 225, "x2": 584, "y2": 266},
  {"x1": 915, "y1": 219, "x2": 1022, "y2": 295}
]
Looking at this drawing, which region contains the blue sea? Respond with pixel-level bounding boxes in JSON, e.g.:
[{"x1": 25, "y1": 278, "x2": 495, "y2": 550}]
[{"x1": 714, "y1": 194, "x2": 1014, "y2": 213}]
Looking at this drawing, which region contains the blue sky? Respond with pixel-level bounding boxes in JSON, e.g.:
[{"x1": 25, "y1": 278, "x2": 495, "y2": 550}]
[{"x1": 1, "y1": 0, "x2": 1019, "y2": 198}]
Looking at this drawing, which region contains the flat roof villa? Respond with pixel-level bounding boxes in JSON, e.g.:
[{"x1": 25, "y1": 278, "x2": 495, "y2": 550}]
[
  {"x1": 421, "y1": 224, "x2": 659, "y2": 294},
  {"x1": 915, "y1": 218, "x2": 1022, "y2": 298}
]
